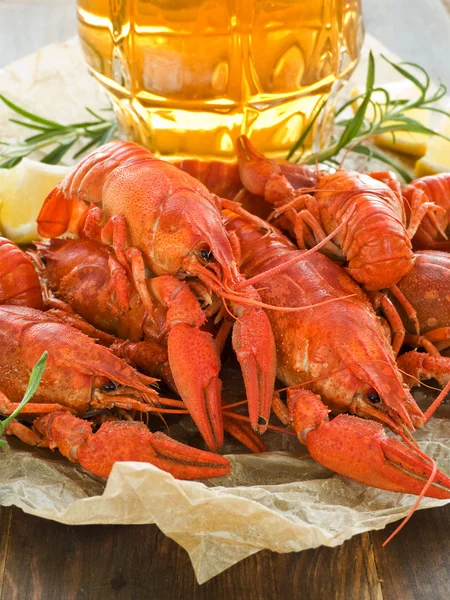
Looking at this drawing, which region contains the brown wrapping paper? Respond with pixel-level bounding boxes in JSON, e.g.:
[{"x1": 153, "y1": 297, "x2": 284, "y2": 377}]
[{"x1": 1, "y1": 36, "x2": 449, "y2": 584}]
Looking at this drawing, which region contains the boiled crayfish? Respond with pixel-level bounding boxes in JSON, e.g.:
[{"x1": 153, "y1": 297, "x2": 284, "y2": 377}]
[
  {"x1": 35, "y1": 141, "x2": 283, "y2": 445},
  {"x1": 2, "y1": 138, "x2": 450, "y2": 521},
  {"x1": 0, "y1": 303, "x2": 230, "y2": 480},
  {"x1": 223, "y1": 210, "x2": 450, "y2": 500}
]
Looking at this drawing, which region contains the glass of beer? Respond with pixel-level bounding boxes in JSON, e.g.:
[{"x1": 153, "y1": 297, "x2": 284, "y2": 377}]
[{"x1": 77, "y1": 1, "x2": 364, "y2": 160}]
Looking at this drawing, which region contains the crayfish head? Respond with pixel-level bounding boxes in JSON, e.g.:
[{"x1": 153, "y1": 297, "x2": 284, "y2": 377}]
[
  {"x1": 91, "y1": 375, "x2": 160, "y2": 411},
  {"x1": 149, "y1": 188, "x2": 239, "y2": 288},
  {"x1": 348, "y1": 378, "x2": 425, "y2": 438}
]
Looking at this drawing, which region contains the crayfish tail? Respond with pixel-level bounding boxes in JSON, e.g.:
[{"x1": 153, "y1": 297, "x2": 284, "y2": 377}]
[{"x1": 37, "y1": 185, "x2": 71, "y2": 238}]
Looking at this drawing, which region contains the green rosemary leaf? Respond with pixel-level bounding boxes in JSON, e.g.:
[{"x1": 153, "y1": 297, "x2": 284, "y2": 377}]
[
  {"x1": 286, "y1": 98, "x2": 327, "y2": 160},
  {"x1": 0, "y1": 352, "x2": 48, "y2": 448},
  {"x1": 40, "y1": 138, "x2": 78, "y2": 164},
  {"x1": 25, "y1": 127, "x2": 75, "y2": 144},
  {"x1": 288, "y1": 52, "x2": 448, "y2": 169},
  {"x1": 84, "y1": 107, "x2": 106, "y2": 122},
  {"x1": 0, "y1": 156, "x2": 22, "y2": 168},
  {"x1": 350, "y1": 144, "x2": 413, "y2": 183},
  {"x1": 382, "y1": 115, "x2": 450, "y2": 141},
  {"x1": 414, "y1": 105, "x2": 450, "y2": 118},
  {"x1": 0, "y1": 97, "x2": 118, "y2": 167},
  {"x1": 0, "y1": 143, "x2": 36, "y2": 158},
  {"x1": 96, "y1": 122, "x2": 118, "y2": 146},
  {"x1": 334, "y1": 51, "x2": 375, "y2": 152},
  {"x1": 0, "y1": 94, "x2": 64, "y2": 128},
  {"x1": 72, "y1": 137, "x2": 102, "y2": 159},
  {"x1": 9, "y1": 119, "x2": 51, "y2": 132},
  {"x1": 380, "y1": 56, "x2": 427, "y2": 95}
]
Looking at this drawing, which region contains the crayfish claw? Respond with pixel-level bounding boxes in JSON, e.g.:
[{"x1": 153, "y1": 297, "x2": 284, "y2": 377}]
[
  {"x1": 289, "y1": 390, "x2": 450, "y2": 498},
  {"x1": 232, "y1": 304, "x2": 277, "y2": 434},
  {"x1": 167, "y1": 323, "x2": 224, "y2": 451},
  {"x1": 34, "y1": 412, "x2": 230, "y2": 480}
]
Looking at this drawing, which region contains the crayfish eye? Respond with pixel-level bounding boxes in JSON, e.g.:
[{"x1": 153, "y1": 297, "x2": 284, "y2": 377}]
[
  {"x1": 101, "y1": 380, "x2": 117, "y2": 392},
  {"x1": 199, "y1": 247, "x2": 214, "y2": 262},
  {"x1": 367, "y1": 390, "x2": 380, "y2": 403}
]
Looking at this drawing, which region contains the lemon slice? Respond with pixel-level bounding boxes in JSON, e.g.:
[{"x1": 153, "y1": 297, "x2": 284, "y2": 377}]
[
  {"x1": 0, "y1": 159, "x2": 71, "y2": 243},
  {"x1": 414, "y1": 116, "x2": 450, "y2": 177},
  {"x1": 351, "y1": 81, "x2": 431, "y2": 158}
]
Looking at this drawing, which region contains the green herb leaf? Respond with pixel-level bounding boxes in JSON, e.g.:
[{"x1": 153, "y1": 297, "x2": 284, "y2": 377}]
[
  {"x1": 41, "y1": 140, "x2": 76, "y2": 164},
  {"x1": 0, "y1": 96, "x2": 118, "y2": 168},
  {"x1": 335, "y1": 51, "x2": 375, "y2": 152},
  {"x1": 0, "y1": 156, "x2": 22, "y2": 168},
  {"x1": 350, "y1": 144, "x2": 413, "y2": 183},
  {"x1": 380, "y1": 55, "x2": 428, "y2": 94},
  {"x1": 288, "y1": 51, "x2": 450, "y2": 179},
  {"x1": 96, "y1": 122, "x2": 118, "y2": 146},
  {"x1": 84, "y1": 107, "x2": 106, "y2": 122},
  {"x1": 286, "y1": 98, "x2": 327, "y2": 160},
  {"x1": 9, "y1": 119, "x2": 51, "y2": 132},
  {"x1": 0, "y1": 95, "x2": 64, "y2": 128},
  {"x1": 0, "y1": 351, "x2": 48, "y2": 448}
]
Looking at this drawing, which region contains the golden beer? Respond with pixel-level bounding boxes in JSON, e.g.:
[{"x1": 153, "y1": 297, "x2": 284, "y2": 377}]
[{"x1": 77, "y1": 0, "x2": 364, "y2": 160}]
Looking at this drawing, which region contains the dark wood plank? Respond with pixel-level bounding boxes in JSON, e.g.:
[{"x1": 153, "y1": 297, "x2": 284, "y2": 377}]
[
  {"x1": 0, "y1": 506, "x2": 380, "y2": 600},
  {"x1": 0, "y1": 508, "x2": 12, "y2": 600},
  {"x1": 371, "y1": 503, "x2": 450, "y2": 600}
]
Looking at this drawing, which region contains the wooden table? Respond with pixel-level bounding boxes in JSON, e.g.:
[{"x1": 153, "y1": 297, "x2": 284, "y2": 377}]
[
  {"x1": 0, "y1": 502, "x2": 448, "y2": 599},
  {"x1": 2, "y1": 1, "x2": 450, "y2": 598}
]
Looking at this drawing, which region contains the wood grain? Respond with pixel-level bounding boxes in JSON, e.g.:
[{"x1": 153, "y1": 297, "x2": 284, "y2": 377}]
[
  {"x1": 371, "y1": 504, "x2": 450, "y2": 600},
  {"x1": 0, "y1": 509, "x2": 12, "y2": 600},
  {"x1": 4, "y1": 503, "x2": 450, "y2": 599},
  {"x1": 0, "y1": 506, "x2": 386, "y2": 600},
  {"x1": 3, "y1": 505, "x2": 450, "y2": 598}
]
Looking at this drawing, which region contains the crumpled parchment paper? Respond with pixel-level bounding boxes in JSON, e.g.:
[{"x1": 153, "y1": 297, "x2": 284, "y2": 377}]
[{"x1": 1, "y1": 35, "x2": 450, "y2": 585}]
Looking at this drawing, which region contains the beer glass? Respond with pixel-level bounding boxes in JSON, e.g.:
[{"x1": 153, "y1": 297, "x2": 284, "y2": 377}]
[{"x1": 77, "y1": 0, "x2": 364, "y2": 160}]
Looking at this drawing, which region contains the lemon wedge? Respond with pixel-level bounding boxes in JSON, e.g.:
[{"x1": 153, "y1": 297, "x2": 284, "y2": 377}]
[
  {"x1": 0, "y1": 159, "x2": 71, "y2": 244},
  {"x1": 414, "y1": 116, "x2": 450, "y2": 176},
  {"x1": 351, "y1": 81, "x2": 431, "y2": 158}
]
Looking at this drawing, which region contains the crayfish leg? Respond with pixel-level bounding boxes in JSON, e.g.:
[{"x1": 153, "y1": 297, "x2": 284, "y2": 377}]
[
  {"x1": 398, "y1": 350, "x2": 450, "y2": 389},
  {"x1": 222, "y1": 414, "x2": 268, "y2": 453},
  {"x1": 4, "y1": 420, "x2": 49, "y2": 447},
  {"x1": 389, "y1": 285, "x2": 420, "y2": 335},
  {"x1": 147, "y1": 275, "x2": 225, "y2": 451},
  {"x1": 34, "y1": 412, "x2": 231, "y2": 480},
  {"x1": 397, "y1": 351, "x2": 450, "y2": 423},
  {"x1": 0, "y1": 390, "x2": 67, "y2": 415},
  {"x1": 371, "y1": 292, "x2": 406, "y2": 356}
]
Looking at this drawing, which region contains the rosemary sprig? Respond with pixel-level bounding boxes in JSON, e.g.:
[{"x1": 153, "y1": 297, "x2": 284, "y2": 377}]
[
  {"x1": 0, "y1": 95, "x2": 117, "y2": 168},
  {"x1": 288, "y1": 52, "x2": 450, "y2": 181},
  {"x1": 0, "y1": 351, "x2": 48, "y2": 448}
]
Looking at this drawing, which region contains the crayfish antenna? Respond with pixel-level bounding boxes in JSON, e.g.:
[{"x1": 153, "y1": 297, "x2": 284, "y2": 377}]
[
  {"x1": 234, "y1": 213, "x2": 352, "y2": 291},
  {"x1": 397, "y1": 352, "x2": 450, "y2": 422},
  {"x1": 382, "y1": 440, "x2": 438, "y2": 546}
]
